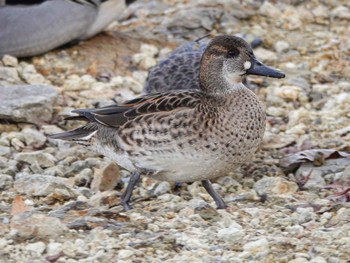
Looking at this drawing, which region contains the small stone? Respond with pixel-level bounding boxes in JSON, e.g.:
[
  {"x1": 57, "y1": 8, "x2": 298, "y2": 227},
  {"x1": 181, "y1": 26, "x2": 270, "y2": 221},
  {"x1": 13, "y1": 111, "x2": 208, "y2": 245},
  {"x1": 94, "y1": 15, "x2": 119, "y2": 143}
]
[
  {"x1": 14, "y1": 151, "x2": 57, "y2": 168},
  {"x1": 2, "y1": 55, "x2": 18, "y2": 67},
  {"x1": 11, "y1": 137, "x2": 25, "y2": 151},
  {"x1": 254, "y1": 177, "x2": 299, "y2": 196},
  {"x1": 47, "y1": 242, "x2": 63, "y2": 256},
  {"x1": 88, "y1": 190, "x2": 119, "y2": 208},
  {"x1": 22, "y1": 128, "x2": 47, "y2": 148},
  {"x1": 295, "y1": 207, "x2": 315, "y2": 223},
  {"x1": 11, "y1": 212, "x2": 67, "y2": 240},
  {"x1": 91, "y1": 162, "x2": 120, "y2": 192},
  {"x1": 310, "y1": 257, "x2": 327, "y2": 263},
  {"x1": 282, "y1": 8, "x2": 302, "y2": 30},
  {"x1": 132, "y1": 54, "x2": 157, "y2": 70},
  {"x1": 312, "y1": 5, "x2": 329, "y2": 19},
  {"x1": 14, "y1": 173, "x2": 75, "y2": 198},
  {"x1": 298, "y1": 168, "x2": 326, "y2": 190},
  {"x1": 118, "y1": 249, "x2": 134, "y2": 259},
  {"x1": 275, "y1": 85, "x2": 302, "y2": 101},
  {"x1": 0, "y1": 85, "x2": 57, "y2": 124},
  {"x1": 140, "y1": 44, "x2": 158, "y2": 57},
  {"x1": 243, "y1": 238, "x2": 269, "y2": 254},
  {"x1": 20, "y1": 63, "x2": 47, "y2": 84},
  {"x1": 25, "y1": 241, "x2": 46, "y2": 254},
  {"x1": 331, "y1": 6, "x2": 350, "y2": 20},
  {"x1": 275, "y1": 40, "x2": 290, "y2": 53},
  {"x1": 0, "y1": 146, "x2": 11, "y2": 156},
  {"x1": 259, "y1": 1, "x2": 282, "y2": 18},
  {"x1": 0, "y1": 67, "x2": 20, "y2": 82},
  {"x1": 254, "y1": 48, "x2": 277, "y2": 62},
  {"x1": 217, "y1": 222, "x2": 245, "y2": 243},
  {"x1": 289, "y1": 258, "x2": 310, "y2": 263},
  {"x1": 74, "y1": 168, "x2": 93, "y2": 187},
  {"x1": 0, "y1": 174, "x2": 14, "y2": 190},
  {"x1": 153, "y1": 181, "x2": 171, "y2": 195}
]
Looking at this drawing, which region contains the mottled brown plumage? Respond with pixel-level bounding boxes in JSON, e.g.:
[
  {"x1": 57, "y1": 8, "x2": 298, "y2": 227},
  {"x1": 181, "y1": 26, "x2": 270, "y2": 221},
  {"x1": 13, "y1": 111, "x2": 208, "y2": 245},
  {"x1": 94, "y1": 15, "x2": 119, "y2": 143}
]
[{"x1": 50, "y1": 35, "x2": 285, "y2": 210}]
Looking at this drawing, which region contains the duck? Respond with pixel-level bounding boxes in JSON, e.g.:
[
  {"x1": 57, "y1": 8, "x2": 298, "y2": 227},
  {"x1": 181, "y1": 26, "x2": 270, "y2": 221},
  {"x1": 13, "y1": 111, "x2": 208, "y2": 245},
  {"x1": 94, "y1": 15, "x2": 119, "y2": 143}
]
[
  {"x1": 142, "y1": 34, "x2": 262, "y2": 94},
  {"x1": 0, "y1": 0, "x2": 135, "y2": 57},
  {"x1": 50, "y1": 35, "x2": 285, "y2": 211}
]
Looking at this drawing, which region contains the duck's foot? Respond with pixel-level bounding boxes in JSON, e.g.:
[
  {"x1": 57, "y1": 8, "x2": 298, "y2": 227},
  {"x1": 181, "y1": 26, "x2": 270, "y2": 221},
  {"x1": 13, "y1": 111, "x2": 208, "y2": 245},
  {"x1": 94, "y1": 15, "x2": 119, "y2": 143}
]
[
  {"x1": 201, "y1": 179, "x2": 227, "y2": 209},
  {"x1": 120, "y1": 171, "x2": 140, "y2": 211}
]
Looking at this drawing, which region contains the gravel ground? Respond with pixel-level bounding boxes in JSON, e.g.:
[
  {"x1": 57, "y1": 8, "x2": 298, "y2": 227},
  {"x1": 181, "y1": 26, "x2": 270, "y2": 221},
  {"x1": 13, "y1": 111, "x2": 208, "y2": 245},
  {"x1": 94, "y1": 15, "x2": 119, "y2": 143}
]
[{"x1": 1, "y1": 0, "x2": 350, "y2": 262}]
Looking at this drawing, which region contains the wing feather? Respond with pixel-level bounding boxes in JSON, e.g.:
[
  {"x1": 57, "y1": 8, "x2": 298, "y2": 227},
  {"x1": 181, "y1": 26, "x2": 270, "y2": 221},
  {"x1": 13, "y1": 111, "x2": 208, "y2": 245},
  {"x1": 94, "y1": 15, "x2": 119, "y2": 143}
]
[{"x1": 67, "y1": 91, "x2": 204, "y2": 128}]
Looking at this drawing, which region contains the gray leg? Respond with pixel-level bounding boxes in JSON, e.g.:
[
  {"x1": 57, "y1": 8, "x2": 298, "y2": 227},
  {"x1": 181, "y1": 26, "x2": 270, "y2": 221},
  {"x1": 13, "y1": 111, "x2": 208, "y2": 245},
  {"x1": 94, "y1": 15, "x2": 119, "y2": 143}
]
[
  {"x1": 201, "y1": 180, "x2": 227, "y2": 209},
  {"x1": 120, "y1": 171, "x2": 140, "y2": 211}
]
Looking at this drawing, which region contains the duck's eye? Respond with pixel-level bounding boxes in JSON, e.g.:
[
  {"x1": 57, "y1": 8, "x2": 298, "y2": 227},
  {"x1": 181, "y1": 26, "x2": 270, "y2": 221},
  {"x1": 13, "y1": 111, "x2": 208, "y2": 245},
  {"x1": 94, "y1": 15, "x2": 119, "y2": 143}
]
[{"x1": 227, "y1": 48, "x2": 239, "y2": 58}]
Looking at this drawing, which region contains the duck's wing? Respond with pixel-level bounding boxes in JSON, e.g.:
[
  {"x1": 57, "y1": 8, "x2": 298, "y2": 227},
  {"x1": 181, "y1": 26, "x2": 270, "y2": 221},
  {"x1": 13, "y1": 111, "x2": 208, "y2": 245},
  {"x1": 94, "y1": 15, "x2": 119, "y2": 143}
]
[
  {"x1": 74, "y1": 90, "x2": 203, "y2": 127},
  {"x1": 49, "y1": 91, "x2": 204, "y2": 140}
]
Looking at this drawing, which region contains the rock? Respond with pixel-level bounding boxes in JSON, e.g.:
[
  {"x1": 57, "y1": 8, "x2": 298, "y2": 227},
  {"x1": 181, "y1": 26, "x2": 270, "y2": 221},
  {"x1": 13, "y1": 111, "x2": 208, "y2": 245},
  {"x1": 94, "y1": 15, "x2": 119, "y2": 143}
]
[
  {"x1": 47, "y1": 242, "x2": 63, "y2": 256},
  {"x1": 312, "y1": 5, "x2": 329, "y2": 20},
  {"x1": 11, "y1": 212, "x2": 67, "y2": 240},
  {"x1": 275, "y1": 85, "x2": 301, "y2": 101},
  {"x1": 296, "y1": 164, "x2": 326, "y2": 190},
  {"x1": 0, "y1": 85, "x2": 57, "y2": 124},
  {"x1": 254, "y1": 48, "x2": 277, "y2": 62},
  {"x1": 0, "y1": 174, "x2": 14, "y2": 190},
  {"x1": 22, "y1": 128, "x2": 47, "y2": 148},
  {"x1": 310, "y1": 257, "x2": 327, "y2": 263},
  {"x1": 2, "y1": 55, "x2": 18, "y2": 67},
  {"x1": 25, "y1": 241, "x2": 46, "y2": 254},
  {"x1": 240, "y1": 238, "x2": 270, "y2": 258},
  {"x1": 259, "y1": 1, "x2": 282, "y2": 18},
  {"x1": 0, "y1": 67, "x2": 20, "y2": 83},
  {"x1": 0, "y1": 146, "x2": 11, "y2": 157},
  {"x1": 282, "y1": 7, "x2": 302, "y2": 30},
  {"x1": 217, "y1": 222, "x2": 245, "y2": 243},
  {"x1": 118, "y1": 249, "x2": 134, "y2": 260},
  {"x1": 275, "y1": 40, "x2": 290, "y2": 53},
  {"x1": 91, "y1": 162, "x2": 121, "y2": 192},
  {"x1": 254, "y1": 177, "x2": 299, "y2": 196},
  {"x1": 331, "y1": 6, "x2": 350, "y2": 20},
  {"x1": 74, "y1": 168, "x2": 93, "y2": 187},
  {"x1": 293, "y1": 207, "x2": 316, "y2": 224},
  {"x1": 14, "y1": 173, "x2": 75, "y2": 199},
  {"x1": 19, "y1": 63, "x2": 47, "y2": 84},
  {"x1": 140, "y1": 43, "x2": 158, "y2": 57},
  {"x1": 262, "y1": 132, "x2": 297, "y2": 149},
  {"x1": 88, "y1": 190, "x2": 120, "y2": 208},
  {"x1": 289, "y1": 258, "x2": 310, "y2": 263},
  {"x1": 153, "y1": 181, "x2": 171, "y2": 195},
  {"x1": 14, "y1": 151, "x2": 57, "y2": 168}
]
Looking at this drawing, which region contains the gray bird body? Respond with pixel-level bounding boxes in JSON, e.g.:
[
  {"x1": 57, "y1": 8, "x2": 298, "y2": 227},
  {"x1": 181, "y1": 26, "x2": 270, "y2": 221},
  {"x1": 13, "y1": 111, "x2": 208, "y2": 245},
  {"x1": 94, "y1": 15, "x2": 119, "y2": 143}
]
[
  {"x1": 0, "y1": 0, "x2": 130, "y2": 57},
  {"x1": 51, "y1": 35, "x2": 285, "y2": 210},
  {"x1": 142, "y1": 41, "x2": 207, "y2": 94}
]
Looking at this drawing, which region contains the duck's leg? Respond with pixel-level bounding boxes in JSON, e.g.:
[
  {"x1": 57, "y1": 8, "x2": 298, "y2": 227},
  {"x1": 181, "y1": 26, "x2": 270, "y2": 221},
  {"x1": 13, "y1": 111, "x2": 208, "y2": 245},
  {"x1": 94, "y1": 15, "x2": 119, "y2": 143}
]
[
  {"x1": 120, "y1": 171, "x2": 140, "y2": 211},
  {"x1": 201, "y1": 180, "x2": 227, "y2": 209}
]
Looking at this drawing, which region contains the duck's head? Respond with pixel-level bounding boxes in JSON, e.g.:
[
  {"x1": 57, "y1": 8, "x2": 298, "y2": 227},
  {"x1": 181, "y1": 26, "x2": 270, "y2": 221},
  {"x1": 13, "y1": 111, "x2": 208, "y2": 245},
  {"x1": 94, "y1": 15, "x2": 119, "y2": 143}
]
[{"x1": 199, "y1": 35, "x2": 285, "y2": 93}]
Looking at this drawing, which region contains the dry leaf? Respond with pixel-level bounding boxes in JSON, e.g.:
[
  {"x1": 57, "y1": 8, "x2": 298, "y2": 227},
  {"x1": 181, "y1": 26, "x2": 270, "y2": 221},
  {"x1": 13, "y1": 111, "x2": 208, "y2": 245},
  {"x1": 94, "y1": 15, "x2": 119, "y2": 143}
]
[{"x1": 280, "y1": 149, "x2": 350, "y2": 173}]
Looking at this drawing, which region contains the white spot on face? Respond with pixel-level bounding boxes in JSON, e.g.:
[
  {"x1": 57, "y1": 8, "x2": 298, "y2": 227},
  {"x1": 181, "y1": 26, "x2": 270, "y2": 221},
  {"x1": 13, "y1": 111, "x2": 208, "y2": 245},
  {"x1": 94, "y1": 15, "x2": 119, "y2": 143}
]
[{"x1": 244, "y1": 61, "x2": 251, "y2": 70}]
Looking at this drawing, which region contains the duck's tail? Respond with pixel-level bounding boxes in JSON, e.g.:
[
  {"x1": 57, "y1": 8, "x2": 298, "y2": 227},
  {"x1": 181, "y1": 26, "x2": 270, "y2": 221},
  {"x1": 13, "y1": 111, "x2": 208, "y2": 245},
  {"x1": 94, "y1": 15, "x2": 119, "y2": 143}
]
[{"x1": 49, "y1": 116, "x2": 97, "y2": 141}]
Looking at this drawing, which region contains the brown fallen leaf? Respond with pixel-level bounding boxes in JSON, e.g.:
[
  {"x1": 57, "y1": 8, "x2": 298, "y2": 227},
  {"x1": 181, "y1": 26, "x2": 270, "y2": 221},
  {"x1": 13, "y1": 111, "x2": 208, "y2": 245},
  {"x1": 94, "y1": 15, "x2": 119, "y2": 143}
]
[{"x1": 11, "y1": 195, "x2": 30, "y2": 216}]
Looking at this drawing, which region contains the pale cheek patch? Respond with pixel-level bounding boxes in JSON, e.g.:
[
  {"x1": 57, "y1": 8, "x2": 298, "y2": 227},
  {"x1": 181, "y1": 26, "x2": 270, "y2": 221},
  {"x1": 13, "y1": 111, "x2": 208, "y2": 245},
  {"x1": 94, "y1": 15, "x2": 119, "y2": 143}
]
[{"x1": 244, "y1": 61, "x2": 251, "y2": 70}]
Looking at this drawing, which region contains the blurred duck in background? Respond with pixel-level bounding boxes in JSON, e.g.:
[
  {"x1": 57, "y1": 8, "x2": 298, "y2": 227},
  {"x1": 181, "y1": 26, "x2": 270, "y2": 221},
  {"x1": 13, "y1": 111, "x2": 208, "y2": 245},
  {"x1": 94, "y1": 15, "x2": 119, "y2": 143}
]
[{"x1": 0, "y1": 0, "x2": 135, "y2": 57}]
